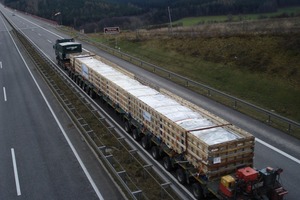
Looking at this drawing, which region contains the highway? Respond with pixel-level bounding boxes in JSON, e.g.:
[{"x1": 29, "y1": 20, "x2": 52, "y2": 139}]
[
  {"x1": 1, "y1": 4, "x2": 299, "y2": 199},
  {"x1": 0, "y1": 6, "x2": 124, "y2": 200}
]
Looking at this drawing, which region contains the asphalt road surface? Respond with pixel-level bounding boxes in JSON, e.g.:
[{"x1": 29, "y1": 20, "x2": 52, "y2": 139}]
[
  {"x1": 0, "y1": 6, "x2": 124, "y2": 200},
  {"x1": 1, "y1": 4, "x2": 299, "y2": 199}
]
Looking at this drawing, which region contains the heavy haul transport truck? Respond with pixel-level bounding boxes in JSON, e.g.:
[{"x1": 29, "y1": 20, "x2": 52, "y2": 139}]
[
  {"x1": 53, "y1": 39, "x2": 288, "y2": 200},
  {"x1": 53, "y1": 38, "x2": 82, "y2": 68}
]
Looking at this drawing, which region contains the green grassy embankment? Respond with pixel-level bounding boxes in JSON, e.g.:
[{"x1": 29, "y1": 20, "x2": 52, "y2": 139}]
[
  {"x1": 89, "y1": 32, "x2": 300, "y2": 128},
  {"x1": 174, "y1": 6, "x2": 300, "y2": 26},
  {"x1": 56, "y1": 16, "x2": 300, "y2": 138}
]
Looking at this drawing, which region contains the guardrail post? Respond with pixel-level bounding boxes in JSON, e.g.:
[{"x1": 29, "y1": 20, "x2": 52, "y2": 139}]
[
  {"x1": 117, "y1": 170, "x2": 126, "y2": 182},
  {"x1": 132, "y1": 190, "x2": 142, "y2": 200},
  {"x1": 143, "y1": 164, "x2": 153, "y2": 179},
  {"x1": 160, "y1": 182, "x2": 171, "y2": 199}
]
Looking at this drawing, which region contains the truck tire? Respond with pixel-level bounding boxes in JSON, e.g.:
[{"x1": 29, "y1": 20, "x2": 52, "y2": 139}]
[
  {"x1": 192, "y1": 183, "x2": 204, "y2": 200},
  {"x1": 151, "y1": 146, "x2": 160, "y2": 160},
  {"x1": 176, "y1": 168, "x2": 187, "y2": 184},
  {"x1": 163, "y1": 156, "x2": 173, "y2": 171},
  {"x1": 85, "y1": 86, "x2": 90, "y2": 93},
  {"x1": 141, "y1": 136, "x2": 150, "y2": 150},
  {"x1": 132, "y1": 129, "x2": 140, "y2": 141},
  {"x1": 89, "y1": 89, "x2": 95, "y2": 99},
  {"x1": 124, "y1": 121, "x2": 131, "y2": 133}
]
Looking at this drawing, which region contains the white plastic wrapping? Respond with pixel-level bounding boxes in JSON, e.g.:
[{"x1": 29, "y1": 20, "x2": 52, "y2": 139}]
[{"x1": 76, "y1": 56, "x2": 242, "y2": 145}]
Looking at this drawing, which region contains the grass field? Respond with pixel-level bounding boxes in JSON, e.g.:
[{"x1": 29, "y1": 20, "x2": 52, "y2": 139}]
[
  {"x1": 174, "y1": 6, "x2": 300, "y2": 26},
  {"x1": 88, "y1": 32, "x2": 300, "y2": 124},
  {"x1": 61, "y1": 15, "x2": 300, "y2": 138}
]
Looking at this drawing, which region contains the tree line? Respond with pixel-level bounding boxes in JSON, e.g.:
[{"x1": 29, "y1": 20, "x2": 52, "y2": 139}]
[{"x1": 3, "y1": 0, "x2": 300, "y2": 32}]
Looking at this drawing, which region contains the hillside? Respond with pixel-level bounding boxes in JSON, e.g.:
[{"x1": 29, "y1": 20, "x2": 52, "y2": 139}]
[
  {"x1": 2, "y1": 0, "x2": 300, "y2": 32},
  {"x1": 86, "y1": 18, "x2": 300, "y2": 122}
]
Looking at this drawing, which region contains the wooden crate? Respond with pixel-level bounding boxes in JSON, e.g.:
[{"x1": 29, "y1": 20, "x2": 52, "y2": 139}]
[
  {"x1": 72, "y1": 54, "x2": 255, "y2": 181},
  {"x1": 160, "y1": 88, "x2": 255, "y2": 180}
]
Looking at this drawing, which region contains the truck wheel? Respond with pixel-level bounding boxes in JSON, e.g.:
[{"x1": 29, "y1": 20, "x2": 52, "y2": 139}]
[
  {"x1": 192, "y1": 183, "x2": 204, "y2": 200},
  {"x1": 89, "y1": 89, "x2": 95, "y2": 99},
  {"x1": 124, "y1": 121, "x2": 131, "y2": 133},
  {"x1": 163, "y1": 156, "x2": 173, "y2": 171},
  {"x1": 151, "y1": 146, "x2": 160, "y2": 160},
  {"x1": 86, "y1": 86, "x2": 90, "y2": 93},
  {"x1": 176, "y1": 168, "x2": 187, "y2": 184},
  {"x1": 141, "y1": 136, "x2": 150, "y2": 150},
  {"x1": 132, "y1": 129, "x2": 140, "y2": 141}
]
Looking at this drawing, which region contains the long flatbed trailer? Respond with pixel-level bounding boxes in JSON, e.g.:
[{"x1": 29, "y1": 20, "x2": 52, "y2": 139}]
[
  {"x1": 54, "y1": 39, "x2": 287, "y2": 200},
  {"x1": 71, "y1": 54, "x2": 254, "y2": 176}
]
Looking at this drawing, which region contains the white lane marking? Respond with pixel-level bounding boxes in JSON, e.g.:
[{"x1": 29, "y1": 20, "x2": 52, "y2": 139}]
[
  {"x1": 15, "y1": 14, "x2": 90, "y2": 52},
  {"x1": 3, "y1": 87, "x2": 7, "y2": 101},
  {"x1": 256, "y1": 138, "x2": 300, "y2": 164},
  {"x1": 3, "y1": 16, "x2": 104, "y2": 200},
  {"x1": 11, "y1": 148, "x2": 21, "y2": 196},
  {"x1": 38, "y1": 33, "x2": 41, "y2": 36},
  {"x1": 11, "y1": 12, "x2": 300, "y2": 166},
  {"x1": 47, "y1": 39, "x2": 52, "y2": 43},
  {"x1": 0, "y1": 61, "x2": 2, "y2": 69},
  {"x1": 16, "y1": 15, "x2": 61, "y2": 38}
]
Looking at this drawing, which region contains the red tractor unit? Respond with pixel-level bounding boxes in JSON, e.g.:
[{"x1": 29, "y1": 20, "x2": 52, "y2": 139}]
[{"x1": 218, "y1": 166, "x2": 287, "y2": 200}]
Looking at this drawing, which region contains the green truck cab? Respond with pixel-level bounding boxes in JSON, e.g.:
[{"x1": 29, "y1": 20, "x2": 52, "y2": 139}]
[{"x1": 53, "y1": 38, "x2": 82, "y2": 61}]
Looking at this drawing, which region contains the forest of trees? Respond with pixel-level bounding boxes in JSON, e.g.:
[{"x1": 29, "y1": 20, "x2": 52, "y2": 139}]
[{"x1": 2, "y1": 0, "x2": 300, "y2": 32}]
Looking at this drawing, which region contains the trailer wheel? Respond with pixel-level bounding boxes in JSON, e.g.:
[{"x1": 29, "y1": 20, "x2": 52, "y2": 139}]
[
  {"x1": 89, "y1": 89, "x2": 95, "y2": 99},
  {"x1": 192, "y1": 183, "x2": 204, "y2": 200},
  {"x1": 124, "y1": 121, "x2": 131, "y2": 133},
  {"x1": 163, "y1": 156, "x2": 173, "y2": 171},
  {"x1": 176, "y1": 168, "x2": 187, "y2": 184},
  {"x1": 141, "y1": 136, "x2": 150, "y2": 150},
  {"x1": 85, "y1": 86, "x2": 90, "y2": 93},
  {"x1": 151, "y1": 146, "x2": 160, "y2": 160},
  {"x1": 132, "y1": 129, "x2": 140, "y2": 141}
]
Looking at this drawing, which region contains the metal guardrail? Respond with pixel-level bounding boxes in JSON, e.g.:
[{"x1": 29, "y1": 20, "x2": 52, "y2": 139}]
[{"x1": 77, "y1": 33, "x2": 300, "y2": 137}]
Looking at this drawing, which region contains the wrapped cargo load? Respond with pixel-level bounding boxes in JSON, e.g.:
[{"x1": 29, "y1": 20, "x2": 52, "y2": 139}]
[{"x1": 71, "y1": 54, "x2": 254, "y2": 180}]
